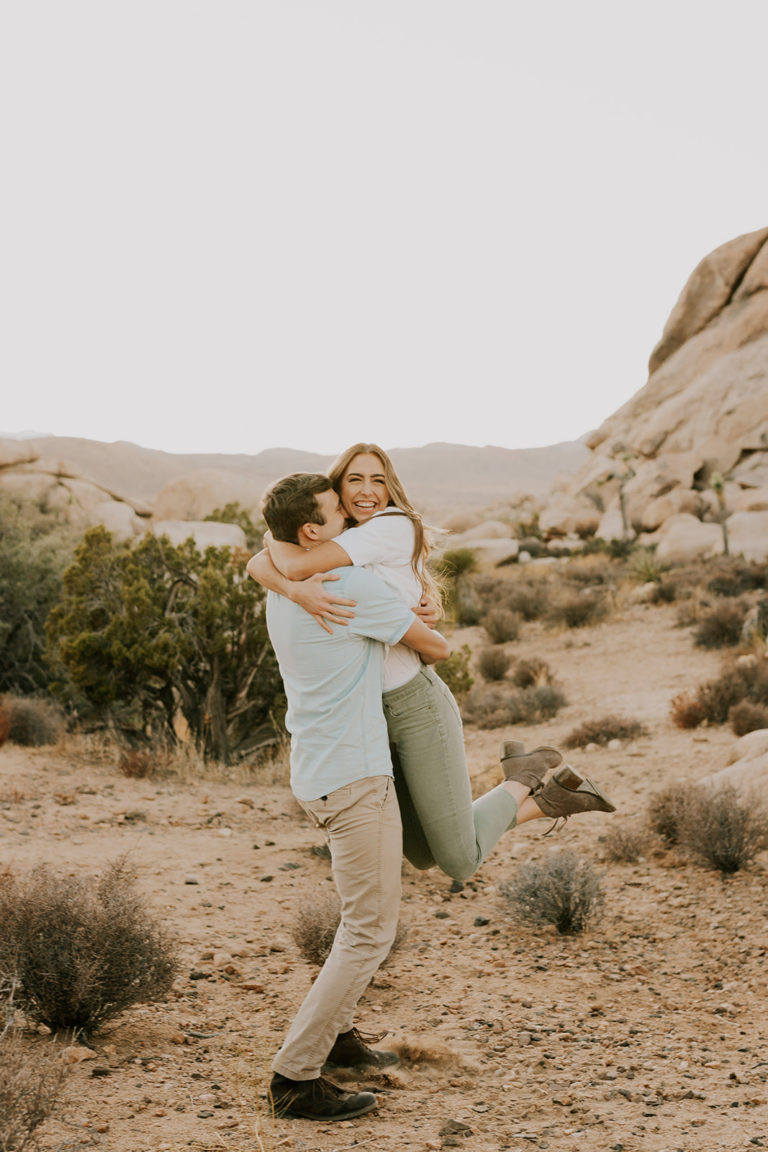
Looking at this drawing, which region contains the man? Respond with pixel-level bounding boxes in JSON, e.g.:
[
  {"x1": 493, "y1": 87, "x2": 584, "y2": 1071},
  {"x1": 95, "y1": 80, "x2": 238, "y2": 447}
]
[{"x1": 248, "y1": 472, "x2": 448, "y2": 1122}]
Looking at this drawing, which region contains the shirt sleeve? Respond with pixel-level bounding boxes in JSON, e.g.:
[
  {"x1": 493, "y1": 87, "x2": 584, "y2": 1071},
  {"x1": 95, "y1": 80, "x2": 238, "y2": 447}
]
[
  {"x1": 333, "y1": 513, "x2": 415, "y2": 567},
  {"x1": 341, "y1": 567, "x2": 415, "y2": 646}
]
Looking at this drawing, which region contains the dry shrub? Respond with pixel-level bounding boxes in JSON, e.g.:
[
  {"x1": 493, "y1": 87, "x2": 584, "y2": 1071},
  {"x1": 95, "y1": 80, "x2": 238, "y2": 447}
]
[
  {"x1": 564, "y1": 714, "x2": 648, "y2": 748},
  {"x1": 670, "y1": 691, "x2": 708, "y2": 729},
  {"x1": 647, "y1": 783, "x2": 691, "y2": 846},
  {"x1": 0, "y1": 858, "x2": 179, "y2": 1039},
  {"x1": 706, "y1": 558, "x2": 768, "y2": 597},
  {"x1": 477, "y1": 647, "x2": 511, "y2": 682},
  {"x1": 118, "y1": 747, "x2": 171, "y2": 779},
  {"x1": 0, "y1": 1025, "x2": 64, "y2": 1152},
  {"x1": 679, "y1": 785, "x2": 768, "y2": 874},
  {"x1": 500, "y1": 850, "x2": 604, "y2": 935},
  {"x1": 603, "y1": 823, "x2": 648, "y2": 863},
  {"x1": 511, "y1": 657, "x2": 554, "y2": 688},
  {"x1": 693, "y1": 601, "x2": 747, "y2": 649},
  {"x1": 291, "y1": 890, "x2": 407, "y2": 967},
  {"x1": 650, "y1": 578, "x2": 680, "y2": 604},
  {"x1": 670, "y1": 658, "x2": 768, "y2": 729},
  {"x1": 460, "y1": 682, "x2": 567, "y2": 729},
  {"x1": 503, "y1": 580, "x2": 551, "y2": 622},
  {"x1": 546, "y1": 590, "x2": 608, "y2": 629},
  {"x1": 729, "y1": 700, "x2": 768, "y2": 737},
  {"x1": 482, "y1": 607, "x2": 521, "y2": 645},
  {"x1": 4, "y1": 697, "x2": 65, "y2": 747}
]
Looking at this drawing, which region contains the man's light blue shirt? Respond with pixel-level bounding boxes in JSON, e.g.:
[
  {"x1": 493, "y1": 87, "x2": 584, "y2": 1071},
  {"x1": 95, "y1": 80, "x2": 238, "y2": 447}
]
[{"x1": 266, "y1": 566, "x2": 415, "y2": 801}]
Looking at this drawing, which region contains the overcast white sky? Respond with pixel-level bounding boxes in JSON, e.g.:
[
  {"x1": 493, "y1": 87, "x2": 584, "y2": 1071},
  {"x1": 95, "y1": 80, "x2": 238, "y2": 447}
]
[{"x1": 2, "y1": 2, "x2": 766, "y2": 458}]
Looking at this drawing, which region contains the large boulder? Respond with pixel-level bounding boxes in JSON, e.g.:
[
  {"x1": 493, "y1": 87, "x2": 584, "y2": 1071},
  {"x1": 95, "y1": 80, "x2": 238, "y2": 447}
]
[
  {"x1": 643, "y1": 513, "x2": 722, "y2": 564},
  {"x1": 539, "y1": 227, "x2": 768, "y2": 558},
  {"x1": 151, "y1": 520, "x2": 247, "y2": 551}
]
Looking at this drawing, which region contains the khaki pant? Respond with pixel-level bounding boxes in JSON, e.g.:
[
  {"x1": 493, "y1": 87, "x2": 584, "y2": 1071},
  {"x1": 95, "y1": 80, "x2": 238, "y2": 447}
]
[{"x1": 272, "y1": 774, "x2": 402, "y2": 1080}]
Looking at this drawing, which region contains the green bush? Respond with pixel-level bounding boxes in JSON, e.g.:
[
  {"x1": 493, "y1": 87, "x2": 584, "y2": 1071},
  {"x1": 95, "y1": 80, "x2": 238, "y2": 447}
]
[
  {"x1": 0, "y1": 491, "x2": 77, "y2": 696},
  {"x1": 46, "y1": 526, "x2": 285, "y2": 762},
  {"x1": 0, "y1": 858, "x2": 179, "y2": 1039},
  {"x1": 500, "y1": 850, "x2": 604, "y2": 935},
  {"x1": 436, "y1": 645, "x2": 474, "y2": 701}
]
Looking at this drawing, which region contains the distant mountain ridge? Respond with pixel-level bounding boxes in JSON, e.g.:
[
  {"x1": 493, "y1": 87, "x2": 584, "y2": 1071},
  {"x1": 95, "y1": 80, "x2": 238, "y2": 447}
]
[{"x1": 0, "y1": 435, "x2": 590, "y2": 526}]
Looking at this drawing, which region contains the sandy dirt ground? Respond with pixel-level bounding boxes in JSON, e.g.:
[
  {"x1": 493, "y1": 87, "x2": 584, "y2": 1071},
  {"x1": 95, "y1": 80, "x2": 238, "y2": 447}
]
[{"x1": 2, "y1": 598, "x2": 767, "y2": 1152}]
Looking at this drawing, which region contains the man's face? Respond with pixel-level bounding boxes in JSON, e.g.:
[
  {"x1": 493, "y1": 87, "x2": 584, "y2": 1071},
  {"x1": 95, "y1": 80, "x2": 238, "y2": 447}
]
[{"x1": 312, "y1": 488, "x2": 347, "y2": 541}]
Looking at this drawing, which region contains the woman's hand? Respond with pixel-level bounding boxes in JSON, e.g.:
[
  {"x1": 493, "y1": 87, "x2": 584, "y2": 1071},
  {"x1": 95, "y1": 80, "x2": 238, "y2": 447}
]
[
  {"x1": 291, "y1": 573, "x2": 357, "y2": 634},
  {"x1": 413, "y1": 596, "x2": 442, "y2": 629}
]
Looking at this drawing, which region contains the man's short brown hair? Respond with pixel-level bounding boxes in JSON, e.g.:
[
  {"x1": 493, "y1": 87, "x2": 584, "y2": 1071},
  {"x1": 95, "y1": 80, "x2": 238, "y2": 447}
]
[{"x1": 261, "y1": 473, "x2": 333, "y2": 544}]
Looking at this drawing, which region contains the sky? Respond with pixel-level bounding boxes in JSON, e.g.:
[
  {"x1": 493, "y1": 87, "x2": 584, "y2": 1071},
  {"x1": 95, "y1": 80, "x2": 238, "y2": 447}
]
[{"x1": 2, "y1": 1, "x2": 766, "y2": 459}]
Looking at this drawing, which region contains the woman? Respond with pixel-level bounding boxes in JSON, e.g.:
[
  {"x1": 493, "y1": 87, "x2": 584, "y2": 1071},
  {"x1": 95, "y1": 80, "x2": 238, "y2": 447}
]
[{"x1": 248, "y1": 443, "x2": 614, "y2": 881}]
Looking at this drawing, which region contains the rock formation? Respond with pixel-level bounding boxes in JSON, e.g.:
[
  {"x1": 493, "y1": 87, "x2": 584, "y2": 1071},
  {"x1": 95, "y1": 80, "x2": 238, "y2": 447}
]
[{"x1": 538, "y1": 226, "x2": 768, "y2": 561}]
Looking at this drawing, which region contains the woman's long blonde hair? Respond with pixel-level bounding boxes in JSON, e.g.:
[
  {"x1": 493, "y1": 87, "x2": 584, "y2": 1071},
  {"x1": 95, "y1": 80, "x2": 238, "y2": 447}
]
[{"x1": 328, "y1": 442, "x2": 442, "y2": 608}]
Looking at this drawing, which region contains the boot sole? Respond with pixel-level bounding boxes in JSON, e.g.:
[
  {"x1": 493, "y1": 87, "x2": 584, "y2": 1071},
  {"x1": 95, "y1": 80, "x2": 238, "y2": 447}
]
[{"x1": 275, "y1": 1097, "x2": 379, "y2": 1121}]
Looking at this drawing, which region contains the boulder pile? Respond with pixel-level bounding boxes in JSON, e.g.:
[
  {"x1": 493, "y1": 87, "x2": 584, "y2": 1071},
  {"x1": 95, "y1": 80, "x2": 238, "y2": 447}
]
[{"x1": 538, "y1": 226, "x2": 768, "y2": 562}]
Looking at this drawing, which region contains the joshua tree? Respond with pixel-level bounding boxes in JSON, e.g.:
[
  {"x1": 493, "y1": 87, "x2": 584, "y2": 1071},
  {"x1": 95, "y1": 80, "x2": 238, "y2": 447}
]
[{"x1": 710, "y1": 472, "x2": 730, "y2": 556}]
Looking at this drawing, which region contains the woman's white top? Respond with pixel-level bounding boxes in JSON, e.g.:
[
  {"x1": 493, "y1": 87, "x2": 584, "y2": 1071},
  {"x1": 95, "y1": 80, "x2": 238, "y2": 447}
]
[{"x1": 333, "y1": 510, "x2": 423, "y2": 691}]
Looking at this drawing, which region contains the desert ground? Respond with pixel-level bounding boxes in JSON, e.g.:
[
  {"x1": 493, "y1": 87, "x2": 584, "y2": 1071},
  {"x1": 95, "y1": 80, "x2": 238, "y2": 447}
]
[{"x1": 2, "y1": 593, "x2": 767, "y2": 1152}]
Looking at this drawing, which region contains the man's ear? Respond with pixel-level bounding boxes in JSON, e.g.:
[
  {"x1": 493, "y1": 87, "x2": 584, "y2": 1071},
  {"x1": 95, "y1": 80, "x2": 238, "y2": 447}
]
[{"x1": 300, "y1": 522, "x2": 321, "y2": 543}]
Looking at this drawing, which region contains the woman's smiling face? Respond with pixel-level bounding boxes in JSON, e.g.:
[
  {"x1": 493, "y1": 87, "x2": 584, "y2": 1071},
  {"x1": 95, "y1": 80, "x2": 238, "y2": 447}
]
[{"x1": 340, "y1": 452, "x2": 391, "y2": 523}]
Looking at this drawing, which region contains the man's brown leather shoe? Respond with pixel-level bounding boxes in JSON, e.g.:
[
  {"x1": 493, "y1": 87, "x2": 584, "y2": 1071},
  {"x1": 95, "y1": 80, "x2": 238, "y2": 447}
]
[
  {"x1": 269, "y1": 1072, "x2": 378, "y2": 1120},
  {"x1": 324, "y1": 1027, "x2": 400, "y2": 1070}
]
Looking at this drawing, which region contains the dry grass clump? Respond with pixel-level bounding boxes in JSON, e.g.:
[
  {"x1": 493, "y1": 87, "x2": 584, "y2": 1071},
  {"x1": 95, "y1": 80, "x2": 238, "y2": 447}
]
[
  {"x1": 564, "y1": 714, "x2": 649, "y2": 748},
  {"x1": 706, "y1": 558, "x2": 768, "y2": 597},
  {"x1": 501, "y1": 579, "x2": 551, "y2": 622},
  {"x1": 546, "y1": 590, "x2": 608, "y2": 629},
  {"x1": 461, "y1": 682, "x2": 567, "y2": 729},
  {"x1": 118, "y1": 746, "x2": 173, "y2": 779},
  {"x1": 470, "y1": 573, "x2": 551, "y2": 622},
  {"x1": 680, "y1": 785, "x2": 768, "y2": 874},
  {"x1": 511, "y1": 657, "x2": 555, "y2": 689},
  {"x1": 0, "y1": 858, "x2": 179, "y2": 1039},
  {"x1": 647, "y1": 783, "x2": 691, "y2": 846},
  {"x1": 500, "y1": 850, "x2": 604, "y2": 935},
  {"x1": 728, "y1": 699, "x2": 768, "y2": 737},
  {"x1": 482, "y1": 607, "x2": 521, "y2": 645},
  {"x1": 291, "y1": 891, "x2": 407, "y2": 967},
  {"x1": 603, "y1": 823, "x2": 649, "y2": 863},
  {"x1": 3, "y1": 696, "x2": 65, "y2": 747},
  {"x1": 670, "y1": 658, "x2": 768, "y2": 730},
  {"x1": 477, "y1": 647, "x2": 511, "y2": 682},
  {"x1": 647, "y1": 782, "x2": 768, "y2": 872},
  {"x1": 693, "y1": 600, "x2": 748, "y2": 649},
  {"x1": 0, "y1": 1024, "x2": 64, "y2": 1152}
]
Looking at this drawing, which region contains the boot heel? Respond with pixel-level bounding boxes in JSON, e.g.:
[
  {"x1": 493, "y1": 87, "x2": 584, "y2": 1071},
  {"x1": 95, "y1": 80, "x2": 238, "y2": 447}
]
[{"x1": 552, "y1": 764, "x2": 584, "y2": 790}]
